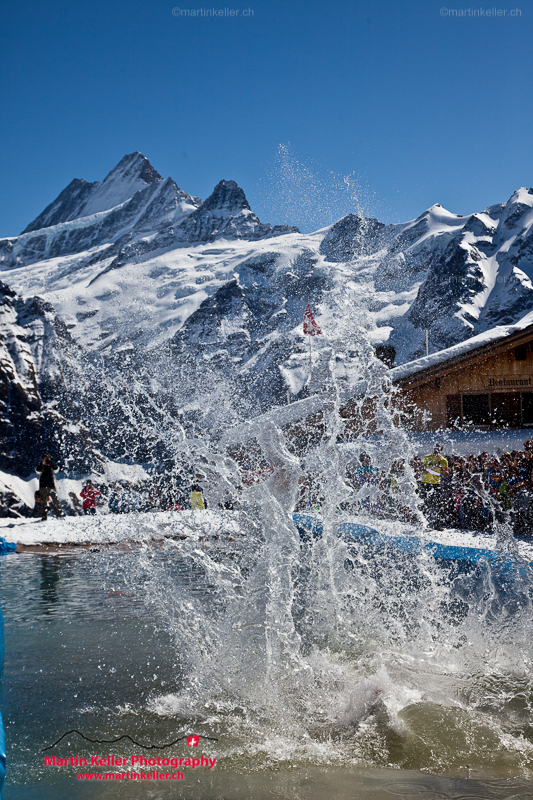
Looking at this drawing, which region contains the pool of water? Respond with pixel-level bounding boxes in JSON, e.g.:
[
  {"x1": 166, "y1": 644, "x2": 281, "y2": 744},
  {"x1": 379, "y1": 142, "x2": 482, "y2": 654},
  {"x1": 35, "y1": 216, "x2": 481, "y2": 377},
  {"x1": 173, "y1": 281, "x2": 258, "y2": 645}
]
[{"x1": 2, "y1": 549, "x2": 533, "y2": 799}]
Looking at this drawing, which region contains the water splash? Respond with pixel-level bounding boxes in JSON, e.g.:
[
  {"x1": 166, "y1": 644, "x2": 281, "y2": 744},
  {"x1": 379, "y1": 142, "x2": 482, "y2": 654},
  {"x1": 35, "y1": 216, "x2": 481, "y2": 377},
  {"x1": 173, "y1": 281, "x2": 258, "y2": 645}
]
[
  {"x1": 94, "y1": 325, "x2": 533, "y2": 779},
  {"x1": 254, "y1": 143, "x2": 385, "y2": 233}
]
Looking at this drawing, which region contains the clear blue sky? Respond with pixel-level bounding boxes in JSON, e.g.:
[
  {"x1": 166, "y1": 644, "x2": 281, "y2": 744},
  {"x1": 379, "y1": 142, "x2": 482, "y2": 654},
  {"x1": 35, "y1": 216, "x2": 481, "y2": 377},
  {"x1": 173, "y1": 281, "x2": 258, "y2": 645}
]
[{"x1": 1, "y1": 0, "x2": 531, "y2": 236}]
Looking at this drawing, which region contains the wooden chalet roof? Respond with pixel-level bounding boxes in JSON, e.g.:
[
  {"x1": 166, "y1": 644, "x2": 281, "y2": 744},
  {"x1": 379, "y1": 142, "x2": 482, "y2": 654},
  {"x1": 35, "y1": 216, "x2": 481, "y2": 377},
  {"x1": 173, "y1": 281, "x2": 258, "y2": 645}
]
[{"x1": 391, "y1": 318, "x2": 533, "y2": 389}]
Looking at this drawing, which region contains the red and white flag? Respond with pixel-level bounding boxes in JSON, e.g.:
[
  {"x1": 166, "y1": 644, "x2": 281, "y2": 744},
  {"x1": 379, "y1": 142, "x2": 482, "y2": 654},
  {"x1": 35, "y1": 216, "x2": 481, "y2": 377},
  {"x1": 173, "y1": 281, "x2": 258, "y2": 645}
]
[{"x1": 303, "y1": 303, "x2": 321, "y2": 336}]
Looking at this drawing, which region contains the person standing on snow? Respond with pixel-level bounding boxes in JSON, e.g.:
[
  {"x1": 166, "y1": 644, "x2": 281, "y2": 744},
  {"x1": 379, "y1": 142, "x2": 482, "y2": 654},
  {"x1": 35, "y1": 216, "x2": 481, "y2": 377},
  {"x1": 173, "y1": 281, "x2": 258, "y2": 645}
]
[
  {"x1": 190, "y1": 474, "x2": 208, "y2": 510},
  {"x1": 421, "y1": 443, "x2": 448, "y2": 529},
  {"x1": 35, "y1": 453, "x2": 64, "y2": 521},
  {"x1": 80, "y1": 479, "x2": 101, "y2": 515}
]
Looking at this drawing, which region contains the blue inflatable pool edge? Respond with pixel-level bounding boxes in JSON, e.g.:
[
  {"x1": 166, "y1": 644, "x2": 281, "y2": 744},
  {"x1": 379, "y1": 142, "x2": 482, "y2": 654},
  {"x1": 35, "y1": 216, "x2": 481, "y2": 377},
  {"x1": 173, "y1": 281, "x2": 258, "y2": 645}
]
[
  {"x1": 292, "y1": 512, "x2": 533, "y2": 572},
  {"x1": 0, "y1": 537, "x2": 20, "y2": 798},
  {"x1": 293, "y1": 513, "x2": 378, "y2": 542}
]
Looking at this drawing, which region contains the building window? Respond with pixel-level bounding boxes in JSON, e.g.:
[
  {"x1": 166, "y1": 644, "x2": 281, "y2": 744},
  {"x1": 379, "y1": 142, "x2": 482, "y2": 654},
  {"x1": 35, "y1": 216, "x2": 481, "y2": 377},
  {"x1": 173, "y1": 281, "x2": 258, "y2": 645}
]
[
  {"x1": 515, "y1": 346, "x2": 527, "y2": 361},
  {"x1": 446, "y1": 394, "x2": 461, "y2": 428},
  {"x1": 523, "y1": 393, "x2": 533, "y2": 427},
  {"x1": 462, "y1": 394, "x2": 489, "y2": 426},
  {"x1": 490, "y1": 393, "x2": 521, "y2": 428}
]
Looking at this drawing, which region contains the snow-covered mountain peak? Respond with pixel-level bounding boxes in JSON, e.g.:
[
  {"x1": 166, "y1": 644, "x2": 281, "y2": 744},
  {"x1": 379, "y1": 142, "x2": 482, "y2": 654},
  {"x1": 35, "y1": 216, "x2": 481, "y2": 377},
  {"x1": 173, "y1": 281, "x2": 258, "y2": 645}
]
[
  {"x1": 0, "y1": 159, "x2": 298, "y2": 270},
  {"x1": 507, "y1": 187, "x2": 533, "y2": 207},
  {"x1": 75, "y1": 152, "x2": 163, "y2": 217},
  {"x1": 499, "y1": 188, "x2": 533, "y2": 232},
  {"x1": 107, "y1": 151, "x2": 162, "y2": 185},
  {"x1": 463, "y1": 212, "x2": 497, "y2": 237},
  {"x1": 201, "y1": 179, "x2": 251, "y2": 217},
  {"x1": 21, "y1": 152, "x2": 165, "y2": 235},
  {"x1": 421, "y1": 203, "x2": 466, "y2": 229},
  {"x1": 3, "y1": 164, "x2": 533, "y2": 440}
]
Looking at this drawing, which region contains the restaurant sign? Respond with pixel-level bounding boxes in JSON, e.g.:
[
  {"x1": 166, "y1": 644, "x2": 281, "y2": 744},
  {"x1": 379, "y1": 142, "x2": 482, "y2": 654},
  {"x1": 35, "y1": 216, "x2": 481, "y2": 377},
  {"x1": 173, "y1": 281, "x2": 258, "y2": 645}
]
[{"x1": 484, "y1": 375, "x2": 533, "y2": 389}]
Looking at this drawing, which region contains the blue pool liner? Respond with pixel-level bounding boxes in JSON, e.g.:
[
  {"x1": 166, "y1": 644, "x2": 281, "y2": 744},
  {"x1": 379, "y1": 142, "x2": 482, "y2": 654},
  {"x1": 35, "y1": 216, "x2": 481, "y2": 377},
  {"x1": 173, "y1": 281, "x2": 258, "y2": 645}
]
[
  {"x1": 293, "y1": 513, "x2": 377, "y2": 542},
  {"x1": 0, "y1": 539, "x2": 16, "y2": 555},
  {"x1": 293, "y1": 513, "x2": 533, "y2": 574}
]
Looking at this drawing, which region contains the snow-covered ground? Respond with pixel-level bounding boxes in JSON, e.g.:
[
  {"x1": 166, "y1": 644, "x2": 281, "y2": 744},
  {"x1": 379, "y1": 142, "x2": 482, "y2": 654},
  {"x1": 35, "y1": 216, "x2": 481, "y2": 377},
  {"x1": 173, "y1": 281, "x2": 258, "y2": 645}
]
[
  {"x1": 0, "y1": 509, "x2": 246, "y2": 548},
  {"x1": 1, "y1": 506, "x2": 532, "y2": 577}
]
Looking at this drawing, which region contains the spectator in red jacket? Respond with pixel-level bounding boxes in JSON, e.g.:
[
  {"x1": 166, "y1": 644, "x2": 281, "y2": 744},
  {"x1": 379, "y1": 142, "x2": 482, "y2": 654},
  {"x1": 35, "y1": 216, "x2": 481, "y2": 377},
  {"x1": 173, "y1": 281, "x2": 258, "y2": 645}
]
[{"x1": 80, "y1": 480, "x2": 101, "y2": 515}]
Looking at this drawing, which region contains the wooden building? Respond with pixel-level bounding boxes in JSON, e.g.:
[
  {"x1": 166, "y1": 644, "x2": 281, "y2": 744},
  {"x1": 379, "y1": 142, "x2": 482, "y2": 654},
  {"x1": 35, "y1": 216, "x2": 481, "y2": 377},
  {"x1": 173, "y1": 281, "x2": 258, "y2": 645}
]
[{"x1": 392, "y1": 321, "x2": 533, "y2": 431}]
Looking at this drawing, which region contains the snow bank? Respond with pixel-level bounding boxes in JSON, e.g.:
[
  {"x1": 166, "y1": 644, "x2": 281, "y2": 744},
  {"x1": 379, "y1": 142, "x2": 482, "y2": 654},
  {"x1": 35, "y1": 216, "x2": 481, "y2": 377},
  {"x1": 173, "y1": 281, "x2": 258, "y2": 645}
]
[{"x1": 0, "y1": 509, "x2": 245, "y2": 547}]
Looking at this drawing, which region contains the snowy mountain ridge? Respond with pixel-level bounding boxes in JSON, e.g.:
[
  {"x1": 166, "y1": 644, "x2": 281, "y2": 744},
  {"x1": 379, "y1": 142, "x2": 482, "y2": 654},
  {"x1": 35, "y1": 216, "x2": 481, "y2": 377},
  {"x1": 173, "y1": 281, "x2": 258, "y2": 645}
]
[
  {"x1": 0, "y1": 153, "x2": 296, "y2": 270},
  {"x1": 22, "y1": 152, "x2": 165, "y2": 232}
]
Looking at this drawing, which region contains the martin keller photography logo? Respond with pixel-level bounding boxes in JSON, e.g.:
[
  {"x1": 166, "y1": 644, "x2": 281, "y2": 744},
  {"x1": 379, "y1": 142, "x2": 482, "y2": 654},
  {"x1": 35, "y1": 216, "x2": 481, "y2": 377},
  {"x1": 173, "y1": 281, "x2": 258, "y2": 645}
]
[{"x1": 42, "y1": 729, "x2": 218, "y2": 783}]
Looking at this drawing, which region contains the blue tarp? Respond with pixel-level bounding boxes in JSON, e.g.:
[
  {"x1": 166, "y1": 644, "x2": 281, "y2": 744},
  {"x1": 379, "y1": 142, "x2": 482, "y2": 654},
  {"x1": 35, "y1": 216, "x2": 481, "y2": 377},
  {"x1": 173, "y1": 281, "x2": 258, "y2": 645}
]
[
  {"x1": 0, "y1": 540, "x2": 16, "y2": 555},
  {"x1": 293, "y1": 513, "x2": 378, "y2": 542}
]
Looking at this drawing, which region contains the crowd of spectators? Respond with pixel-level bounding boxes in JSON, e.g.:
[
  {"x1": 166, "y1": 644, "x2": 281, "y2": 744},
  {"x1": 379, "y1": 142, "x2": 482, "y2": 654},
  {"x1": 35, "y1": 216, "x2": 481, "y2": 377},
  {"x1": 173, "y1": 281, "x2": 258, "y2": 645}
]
[
  {"x1": 295, "y1": 440, "x2": 533, "y2": 535},
  {"x1": 37, "y1": 475, "x2": 209, "y2": 519},
  {"x1": 411, "y1": 440, "x2": 533, "y2": 535},
  {"x1": 33, "y1": 441, "x2": 533, "y2": 536}
]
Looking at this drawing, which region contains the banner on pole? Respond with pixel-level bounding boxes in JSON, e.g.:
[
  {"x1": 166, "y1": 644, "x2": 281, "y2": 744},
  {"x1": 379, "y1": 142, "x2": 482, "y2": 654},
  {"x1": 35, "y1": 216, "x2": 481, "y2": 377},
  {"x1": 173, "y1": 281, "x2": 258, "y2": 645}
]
[{"x1": 303, "y1": 304, "x2": 321, "y2": 336}]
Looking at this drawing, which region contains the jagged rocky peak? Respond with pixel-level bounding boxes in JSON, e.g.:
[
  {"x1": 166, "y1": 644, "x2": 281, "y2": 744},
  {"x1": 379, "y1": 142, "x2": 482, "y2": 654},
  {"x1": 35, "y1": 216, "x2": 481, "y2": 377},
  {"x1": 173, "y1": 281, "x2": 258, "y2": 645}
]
[
  {"x1": 21, "y1": 151, "x2": 164, "y2": 234},
  {"x1": 68, "y1": 151, "x2": 164, "y2": 218},
  {"x1": 91, "y1": 151, "x2": 161, "y2": 198},
  {"x1": 114, "y1": 151, "x2": 162, "y2": 185},
  {"x1": 201, "y1": 179, "x2": 251, "y2": 216},
  {"x1": 320, "y1": 213, "x2": 385, "y2": 262},
  {"x1": 178, "y1": 178, "x2": 298, "y2": 242}
]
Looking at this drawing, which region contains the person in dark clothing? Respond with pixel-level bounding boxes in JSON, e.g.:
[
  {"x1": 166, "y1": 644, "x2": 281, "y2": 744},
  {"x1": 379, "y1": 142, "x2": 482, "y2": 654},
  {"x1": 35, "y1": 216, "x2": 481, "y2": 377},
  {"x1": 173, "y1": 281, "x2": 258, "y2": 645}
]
[
  {"x1": 33, "y1": 489, "x2": 46, "y2": 518},
  {"x1": 162, "y1": 478, "x2": 183, "y2": 511},
  {"x1": 35, "y1": 454, "x2": 64, "y2": 521}
]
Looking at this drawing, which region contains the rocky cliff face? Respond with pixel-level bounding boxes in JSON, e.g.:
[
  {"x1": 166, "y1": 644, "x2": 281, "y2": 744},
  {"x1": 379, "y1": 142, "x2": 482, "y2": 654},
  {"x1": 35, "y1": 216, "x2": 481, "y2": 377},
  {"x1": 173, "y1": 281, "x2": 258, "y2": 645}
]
[
  {"x1": 0, "y1": 281, "x2": 98, "y2": 476},
  {"x1": 168, "y1": 248, "x2": 329, "y2": 417},
  {"x1": 0, "y1": 282, "x2": 42, "y2": 471},
  {"x1": 177, "y1": 179, "x2": 299, "y2": 242}
]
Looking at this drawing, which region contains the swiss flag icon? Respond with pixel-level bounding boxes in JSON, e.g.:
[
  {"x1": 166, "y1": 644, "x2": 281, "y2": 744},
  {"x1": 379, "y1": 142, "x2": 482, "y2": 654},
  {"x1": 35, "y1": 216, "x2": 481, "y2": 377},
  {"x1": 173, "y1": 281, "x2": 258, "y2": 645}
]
[{"x1": 187, "y1": 735, "x2": 199, "y2": 747}]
